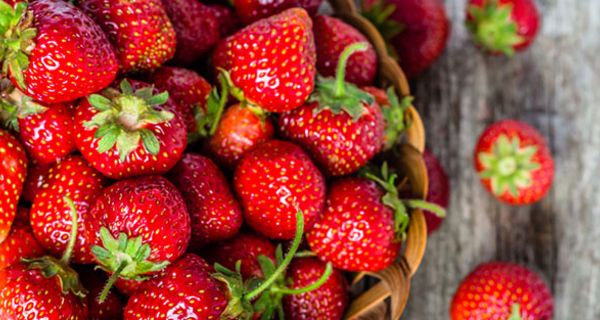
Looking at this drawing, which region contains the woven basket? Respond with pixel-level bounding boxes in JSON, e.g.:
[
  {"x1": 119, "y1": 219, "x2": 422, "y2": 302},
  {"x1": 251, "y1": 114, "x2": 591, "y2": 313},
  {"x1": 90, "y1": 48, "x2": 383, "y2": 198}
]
[{"x1": 327, "y1": 0, "x2": 430, "y2": 319}]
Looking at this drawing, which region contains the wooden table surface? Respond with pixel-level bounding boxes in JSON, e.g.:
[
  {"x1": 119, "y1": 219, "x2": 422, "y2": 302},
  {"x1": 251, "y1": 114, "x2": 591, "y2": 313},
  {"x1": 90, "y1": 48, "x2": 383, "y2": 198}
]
[{"x1": 403, "y1": 1, "x2": 600, "y2": 319}]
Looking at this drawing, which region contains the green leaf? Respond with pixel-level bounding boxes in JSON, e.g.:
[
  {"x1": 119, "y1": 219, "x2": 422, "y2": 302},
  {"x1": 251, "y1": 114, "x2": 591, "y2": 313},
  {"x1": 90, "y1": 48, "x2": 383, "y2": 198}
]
[
  {"x1": 120, "y1": 79, "x2": 134, "y2": 95},
  {"x1": 140, "y1": 129, "x2": 159, "y2": 155},
  {"x1": 147, "y1": 91, "x2": 169, "y2": 106},
  {"x1": 88, "y1": 94, "x2": 113, "y2": 111},
  {"x1": 134, "y1": 87, "x2": 154, "y2": 102},
  {"x1": 95, "y1": 126, "x2": 120, "y2": 153},
  {"x1": 115, "y1": 131, "x2": 141, "y2": 163}
]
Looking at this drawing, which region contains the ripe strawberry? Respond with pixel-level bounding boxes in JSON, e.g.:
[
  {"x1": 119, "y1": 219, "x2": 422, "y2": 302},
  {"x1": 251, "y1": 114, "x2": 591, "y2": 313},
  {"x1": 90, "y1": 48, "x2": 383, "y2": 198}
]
[
  {"x1": 0, "y1": 217, "x2": 44, "y2": 269},
  {"x1": 74, "y1": 79, "x2": 187, "y2": 179},
  {"x1": 207, "y1": 3, "x2": 240, "y2": 37},
  {"x1": 79, "y1": 0, "x2": 175, "y2": 72},
  {"x1": 451, "y1": 261, "x2": 554, "y2": 319},
  {"x1": 0, "y1": 128, "x2": 27, "y2": 242},
  {"x1": 467, "y1": 0, "x2": 540, "y2": 56},
  {"x1": 279, "y1": 43, "x2": 384, "y2": 176},
  {"x1": 31, "y1": 155, "x2": 106, "y2": 264},
  {"x1": 89, "y1": 176, "x2": 191, "y2": 300},
  {"x1": 207, "y1": 103, "x2": 274, "y2": 168},
  {"x1": 203, "y1": 232, "x2": 276, "y2": 279},
  {"x1": 168, "y1": 153, "x2": 243, "y2": 249},
  {"x1": 234, "y1": 140, "x2": 326, "y2": 240},
  {"x1": 161, "y1": 0, "x2": 220, "y2": 65},
  {"x1": 363, "y1": 0, "x2": 450, "y2": 78},
  {"x1": 21, "y1": 162, "x2": 48, "y2": 202},
  {"x1": 283, "y1": 258, "x2": 348, "y2": 320},
  {"x1": 474, "y1": 120, "x2": 554, "y2": 205},
  {"x1": 232, "y1": 0, "x2": 322, "y2": 25},
  {"x1": 307, "y1": 163, "x2": 445, "y2": 271},
  {"x1": 362, "y1": 86, "x2": 412, "y2": 150},
  {"x1": 79, "y1": 268, "x2": 124, "y2": 320},
  {"x1": 223, "y1": 8, "x2": 316, "y2": 113},
  {"x1": 313, "y1": 15, "x2": 377, "y2": 86},
  {"x1": 422, "y1": 149, "x2": 450, "y2": 233},
  {"x1": 0, "y1": 0, "x2": 118, "y2": 103}
]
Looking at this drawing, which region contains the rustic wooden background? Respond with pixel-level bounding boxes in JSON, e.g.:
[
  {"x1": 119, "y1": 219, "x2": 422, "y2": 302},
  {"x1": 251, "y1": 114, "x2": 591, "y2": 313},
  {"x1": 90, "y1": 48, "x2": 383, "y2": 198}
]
[{"x1": 403, "y1": 1, "x2": 600, "y2": 319}]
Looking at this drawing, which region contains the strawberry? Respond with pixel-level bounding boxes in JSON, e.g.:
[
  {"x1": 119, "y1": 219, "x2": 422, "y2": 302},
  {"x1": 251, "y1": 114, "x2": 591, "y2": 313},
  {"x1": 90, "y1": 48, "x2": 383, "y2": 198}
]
[
  {"x1": 168, "y1": 153, "x2": 243, "y2": 249},
  {"x1": 30, "y1": 155, "x2": 106, "y2": 264},
  {"x1": 474, "y1": 119, "x2": 554, "y2": 205},
  {"x1": 21, "y1": 161, "x2": 48, "y2": 202},
  {"x1": 282, "y1": 258, "x2": 348, "y2": 320},
  {"x1": 0, "y1": 197, "x2": 89, "y2": 319},
  {"x1": 307, "y1": 163, "x2": 445, "y2": 271},
  {"x1": 74, "y1": 79, "x2": 187, "y2": 179},
  {"x1": 313, "y1": 15, "x2": 377, "y2": 86},
  {"x1": 0, "y1": 128, "x2": 27, "y2": 242},
  {"x1": 467, "y1": 0, "x2": 540, "y2": 56},
  {"x1": 207, "y1": 3, "x2": 240, "y2": 37},
  {"x1": 422, "y1": 149, "x2": 450, "y2": 233},
  {"x1": 232, "y1": 0, "x2": 322, "y2": 25},
  {"x1": 234, "y1": 140, "x2": 326, "y2": 240},
  {"x1": 79, "y1": 268, "x2": 124, "y2": 320},
  {"x1": 207, "y1": 103, "x2": 274, "y2": 168},
  {"x1": 89, "y1": 175, "x2": 191, "y2": 301},
  {"x1": 450, "y1": 261, "x2": 554, "y2": 320},
  {"x1": 0, "y1": 0, "x2": 118, "y2": 103},
  {"x1": 223, "y1": 8, "x2": 316, "y2": 113},
  {"x1": 278, "y1": 43, "x2": 384, "y2": 176},
  {"x1": 203, "y1": 232, "x2": 276, "y2": 279},
  {"x1": 0, "y1": 216, "x2": 44, "y2": 269},
  {"x1": 362, "y1": 86, "x2": 412, "y2": 150},
  {"x1": 79, "y1": 0, "x2": 175, "y2": 72},
  {"x1": 363, "y1": 0, "x2": 450, "y2": 78},
  {"x1": 161, "y1": 0, "x2": 220, "y2": 65}
]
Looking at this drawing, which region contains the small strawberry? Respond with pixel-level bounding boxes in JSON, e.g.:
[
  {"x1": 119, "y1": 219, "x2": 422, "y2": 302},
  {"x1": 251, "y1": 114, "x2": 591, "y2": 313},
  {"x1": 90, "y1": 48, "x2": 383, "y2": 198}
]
[
  {"x1": 232, "y1": 0, "x2": 322, "y2": 25},
  {"x1": 279, "y1": 43, "x2": 384, "y2": 176},
  {"x1": 451, "y1": 261, "x2": 554, "y2": 320},
  {"x1": 168, "y1": 153, "x2": 243, "y2": 249},
  {"x1": 0, "y1": 128, "x2": 27, "y2": 242},
  {"x1": 313, "y1": 15, "x2": 377, "y2": 86},
  {"x1": 223, "y1": 8, "x2": 316, "y2": 113},
  {"x1": 467, "y1": 0, "x2": 540, "y2": 56},
  {"x1": 74, "y1": 79, "x2": 187, "y2": 179},
  {"x1": 474, "y1": 119, "x2": 554, "y2": 205},
  {"x1": 307, "y1": 163, "x2": 445, "y2": 271},
  {"x1": 30, "y1": 155, "x2": 106, "y2": 264},
  {"x1": 203, "y1": 232, "x2": 276, "y2": 279},
  {"x1": 283, "y1": 258, "x2": 348, "y2": 320},
  {"x1": 0, "y1": 215, "x2": 44, "y2": 269},
  {"x1": 207, "y1": 103, "x2": 275, "y2": 168},
  {"x1": 0, "y1": 0, "x2": 118, "y2": 103},
  {"x1": 79, "y1": 0, "x2": 175, "y2": 72},
  {"x1": 362, "y1": 0, "x2": 450, "y2": 78},
  {"x1": 207, "y1": 3, "x2": 240, "y2": 37},
  {"x1": 234, "y1": 140, "x2": 326, "y2": 240},
  {"x1": 89, "y1": 175, "x2": 191, "y2": 301},
  {"x1": 362, "y1": 86, "x2": 412, "y2": 150},
  {"x1": 79, "y1": 268, "x2": 124, "y2": 320},
  {"x1": 21, "y1": 161, "x2": 48, "y2": 202},
  {"x1": 422, "y1": 149, "x2": 450, "y2": 233}
]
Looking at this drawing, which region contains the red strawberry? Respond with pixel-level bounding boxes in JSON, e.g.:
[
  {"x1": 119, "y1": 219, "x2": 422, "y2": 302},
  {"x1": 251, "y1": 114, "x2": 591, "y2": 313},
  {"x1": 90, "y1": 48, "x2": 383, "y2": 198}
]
[
  {"x1": 168, "y1": 153, "x2": 243, "y2": 249},
  {"x1": 30, "y1": 155, "x2": 106, "y2": 264},
  {"x1": 0, "y1": 217, "x2": 44, "y2": 269},
  {"x1": 234, "y1": 140, "x2": 326, "y2": 239},
  {"x1": 161, "y1": 0, "x2": 220, "y2": 65},
  {"x1": 21, "y1": 162, "x2": 48, "y2": 202},
  {"x1": 149, "y1": 67, "x2": 212, "y2": 135},
  {"x1": 467, "y1": 0, "x2": 540, "y2": 56},
  {"x1": 0, "y1": 0, "x2": 118, "y2": 103},
  {"x1": 362, "y1": 86, "x2": 412, "y2": 150},
  {"x1": 314, "y1": 15, "x2": 377, "y2": 86},
  {"x1": 232, "y1": 0, "x2": 322, "y2": 25},
  {"x1": 223, "y1": 8, "x2": 316, "y2": 113},
  {"x1": 207, "y1": 3, "x2": 240, "y2": 37},
  {"x1": 474, "y1": 120, "x2": 554, "y2": 205},
  {"x1": 79, "y1": 268, "x2": 124, "y2": 320},
  {"x1": 451, "y1": 261, "x2": 554, "y2": 320},
  {"x1": 89, "y1": 175, "x2": 191, "y2": 300},
  {"x1": 422, "y1": 149, "x2": 450, "y2": 233},
  {"x1": 203, "y1": 232, "x2": 276, "y2": 279},
  {"x1": 363, "y1": 0, "x2": 450, "y2": 78},
  {"x1": 279, "y1": 43, "x2": 384, "y2": 176},
  {"x1": 283, "y1": 258, "x2": 348, "y2": 320},
  {"x1": 0, "y1": 128, "x2": 27, "y2": 242},
  {"x1": 74, "y1": 79, "x2": 187, "y2": 179},
  {"x1": 212, "y1": 37, "x2": 231, "y2": 79},
  {"x1": 79, "y1": 0, "x2": 175, "y2": 72},
  {"x1": 207, "y1": 103, "x2": 274, "y2": 168}
]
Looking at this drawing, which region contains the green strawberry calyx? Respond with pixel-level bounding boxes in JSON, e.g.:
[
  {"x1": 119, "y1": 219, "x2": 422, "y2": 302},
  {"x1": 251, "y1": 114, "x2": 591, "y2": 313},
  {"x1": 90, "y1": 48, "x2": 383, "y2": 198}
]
[
  {"x1": 382, "y1": 87, "x2": 413, "y2": 150},
  {"x1": 310, "y1": 42, "x2": 375, "y2": 121},
  {"x1": 195, "y1": 71, "x2": 229, "y2": 139},
  {"x1": 84, "y1": 79, "x2": 174, "y2": 163},
  {"x1": 508, "y1": 303, "x2": 523, "y2": 320},
  {"x1": 0, "y1": 1, "x2": 36, "y2": 91},
  {"x1": 0, "y1": 79, "x2": 46, "y2": 130},
  {"x1": 363, "y1": 162, "x2": 446, "y2": 241},
  {"x1": 362, "y1": 0, "x2": 404, "y2": 42},
  {"x1": 478, "y1": 133, "x2": 540, "y2": 197},
  {"x1": 22, "y1": 196, "x2": 88, "y2": 298},
  {"x1": 466, "y1": 0, "x2": 525, "y2": 56}
]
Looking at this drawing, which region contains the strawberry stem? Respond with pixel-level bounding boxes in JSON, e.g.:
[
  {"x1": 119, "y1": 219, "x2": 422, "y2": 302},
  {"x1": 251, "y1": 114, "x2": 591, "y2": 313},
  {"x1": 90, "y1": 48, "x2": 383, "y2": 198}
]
[
  {"x1": 272, "y1": 262, "x2": 333, "y2": 295},
  {"x1": 60, "y1": 196, "x2": 78, "y2": 265},
  {"x1": 509, "y1": 303, "x2": 523, "y2": 320},
  {"x1": 98, "y1": 261, "x2": 126, "y2": 303},
  {"x1": 403, "y1": 199, "x2": 446, "y2": 218},
  {"x1": 335, "y1": 42, "x2": 369, "y2": 97}
]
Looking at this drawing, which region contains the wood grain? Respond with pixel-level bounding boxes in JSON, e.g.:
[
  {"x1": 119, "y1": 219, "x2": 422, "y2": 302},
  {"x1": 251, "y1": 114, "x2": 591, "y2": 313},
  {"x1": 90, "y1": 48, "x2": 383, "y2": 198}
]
[{"x1": 404, "y1": 0, "x2": 600, "y2": 319}]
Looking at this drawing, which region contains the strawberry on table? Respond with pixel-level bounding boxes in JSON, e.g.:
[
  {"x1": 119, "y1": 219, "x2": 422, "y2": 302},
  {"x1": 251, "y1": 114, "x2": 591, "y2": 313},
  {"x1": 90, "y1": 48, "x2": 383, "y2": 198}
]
[
  {"x1": 0, "y1": 0, "x2": 118, "y2": 103},
  {"x1": 0, "y1": 128, "x2": 27, "y2": 243},
  {"x1": 232, "y1": 0, "x2": 322, "y2": 25},
  {"x1": 0, "y1": 215, "x2": 44, "y2": 269},
  {"x1": 474, "y1": 119, "x2": 554, "y2": 205},
  {"x1": 74, "y1": 79, "x2": 187, "y2": 179},
  {"x1": 451, "y1": 261, "x2": 554, "y2": 320}
]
